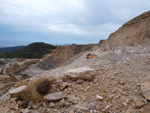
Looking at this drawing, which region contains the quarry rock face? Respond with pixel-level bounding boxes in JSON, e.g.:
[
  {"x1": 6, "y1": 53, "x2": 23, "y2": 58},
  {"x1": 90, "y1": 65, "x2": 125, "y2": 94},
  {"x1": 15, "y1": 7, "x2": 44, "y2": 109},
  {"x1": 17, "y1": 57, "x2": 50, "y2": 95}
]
[
  {"x1": 37, "y1": 44, "x2": 93, "y2": 70},
  {"x1": 99, "y1": 11, "x2": 150, "y2": 51}
]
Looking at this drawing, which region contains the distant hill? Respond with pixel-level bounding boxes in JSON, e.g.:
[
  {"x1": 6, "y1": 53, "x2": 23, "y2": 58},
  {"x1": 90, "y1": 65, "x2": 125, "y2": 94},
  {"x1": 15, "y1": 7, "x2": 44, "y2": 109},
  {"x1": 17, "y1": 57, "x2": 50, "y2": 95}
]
[
  {"x1": 0, "y1": 42, "x2": 56, "y2": 59},
  {"x1": 0, "y1": 46, "x2": 25, "y2": 53}
]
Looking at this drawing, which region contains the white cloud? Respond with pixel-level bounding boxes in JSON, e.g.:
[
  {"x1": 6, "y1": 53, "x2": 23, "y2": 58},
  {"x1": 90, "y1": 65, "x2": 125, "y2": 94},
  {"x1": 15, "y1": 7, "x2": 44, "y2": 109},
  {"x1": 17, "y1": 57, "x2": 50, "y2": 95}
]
[
  {"x1": 0, "y1": 0, "x2": 149, "y2": 45},
  {"x1": 48, "y1": 23, "x2": 120, "y2": 37}
]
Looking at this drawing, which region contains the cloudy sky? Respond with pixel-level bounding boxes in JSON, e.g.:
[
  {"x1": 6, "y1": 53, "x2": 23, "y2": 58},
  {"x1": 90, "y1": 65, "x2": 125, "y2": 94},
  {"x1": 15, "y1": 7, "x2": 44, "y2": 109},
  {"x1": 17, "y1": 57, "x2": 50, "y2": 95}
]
[{"x1": 0, "y1": 0, "x2": 149, "y2": 47}]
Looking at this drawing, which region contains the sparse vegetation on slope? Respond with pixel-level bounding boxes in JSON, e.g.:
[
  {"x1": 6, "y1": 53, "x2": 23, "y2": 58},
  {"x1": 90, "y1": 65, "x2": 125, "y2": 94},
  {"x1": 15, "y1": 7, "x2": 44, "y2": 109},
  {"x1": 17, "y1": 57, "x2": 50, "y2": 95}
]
[{"x1": 0, "y1": 42, "x2": 56, "y2": 59}]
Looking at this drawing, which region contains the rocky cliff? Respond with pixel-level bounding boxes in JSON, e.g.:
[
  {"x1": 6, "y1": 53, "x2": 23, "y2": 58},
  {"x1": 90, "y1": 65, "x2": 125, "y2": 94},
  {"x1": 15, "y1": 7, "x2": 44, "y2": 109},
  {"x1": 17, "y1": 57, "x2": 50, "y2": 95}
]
[
  {"x1": 99, "y1": 11, "x2": 150, "y2": 51},
  {"x1": 37, "y1": 44, "x2": 94, "y2": 69}
]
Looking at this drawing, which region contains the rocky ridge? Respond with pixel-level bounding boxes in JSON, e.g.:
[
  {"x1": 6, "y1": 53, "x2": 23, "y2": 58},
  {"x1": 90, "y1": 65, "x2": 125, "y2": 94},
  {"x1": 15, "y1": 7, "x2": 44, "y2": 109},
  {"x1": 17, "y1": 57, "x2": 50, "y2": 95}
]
[{"x1": 99, "y1": 11, "x2": 150, "y2": 51}]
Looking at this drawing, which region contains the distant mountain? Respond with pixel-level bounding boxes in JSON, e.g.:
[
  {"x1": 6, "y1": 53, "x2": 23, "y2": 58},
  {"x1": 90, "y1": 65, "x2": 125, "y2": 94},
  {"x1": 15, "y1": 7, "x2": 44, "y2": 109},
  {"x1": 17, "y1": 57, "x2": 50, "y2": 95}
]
[
  {"x1": 0, "y1": 42, "x2": 56, "y2": 59},
  {"x1": 0, "y1": 46, "x2": 25, "y2": 53}
]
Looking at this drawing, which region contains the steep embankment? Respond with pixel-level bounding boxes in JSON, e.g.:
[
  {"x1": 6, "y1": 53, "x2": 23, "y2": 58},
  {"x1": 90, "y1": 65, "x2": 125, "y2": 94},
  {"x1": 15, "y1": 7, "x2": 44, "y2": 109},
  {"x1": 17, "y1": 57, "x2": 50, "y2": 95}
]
[
  {"x1": 99, "y1": 11, "x2": 150, "y2": 51},
  {"x1": 37, "y1": 44, "x2": 94, "y2": 70}
]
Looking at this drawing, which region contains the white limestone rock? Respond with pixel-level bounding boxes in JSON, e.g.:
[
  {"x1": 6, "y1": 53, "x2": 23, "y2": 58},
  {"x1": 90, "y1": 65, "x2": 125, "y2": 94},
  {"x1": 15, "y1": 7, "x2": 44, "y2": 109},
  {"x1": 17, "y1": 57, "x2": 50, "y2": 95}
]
[
  {"x1": 63, "y1": 67, "x2": 96, "y2": 81},
  {"x1": 43, "y1": 92, "x2": 66, "y2": 101},
  {"x1": 8, "y1": 85, "x2": 27, "y2": 95}
]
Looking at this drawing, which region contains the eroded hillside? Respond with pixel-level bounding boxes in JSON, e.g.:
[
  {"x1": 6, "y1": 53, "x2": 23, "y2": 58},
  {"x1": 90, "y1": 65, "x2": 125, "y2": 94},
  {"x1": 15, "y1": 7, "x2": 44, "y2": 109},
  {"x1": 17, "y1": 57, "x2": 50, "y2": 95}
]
[{"x1": 99, "y1": 11, "x2": 150, "y2": 51}]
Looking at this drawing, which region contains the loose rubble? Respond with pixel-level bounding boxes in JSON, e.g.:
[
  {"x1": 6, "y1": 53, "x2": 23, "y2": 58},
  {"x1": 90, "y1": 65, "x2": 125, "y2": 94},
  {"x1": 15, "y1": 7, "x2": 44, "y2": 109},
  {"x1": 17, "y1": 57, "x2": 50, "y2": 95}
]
[{"x1": 1, "y1": 45, "x2": 150, "y2": 112}]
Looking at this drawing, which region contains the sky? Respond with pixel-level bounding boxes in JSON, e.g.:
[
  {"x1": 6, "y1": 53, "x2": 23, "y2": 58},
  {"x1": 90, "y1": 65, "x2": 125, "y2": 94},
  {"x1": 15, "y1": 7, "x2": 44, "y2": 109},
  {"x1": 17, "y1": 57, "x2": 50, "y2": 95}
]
[{"x1": 0, "y1": 0, "x2": 149, "y2": 47}]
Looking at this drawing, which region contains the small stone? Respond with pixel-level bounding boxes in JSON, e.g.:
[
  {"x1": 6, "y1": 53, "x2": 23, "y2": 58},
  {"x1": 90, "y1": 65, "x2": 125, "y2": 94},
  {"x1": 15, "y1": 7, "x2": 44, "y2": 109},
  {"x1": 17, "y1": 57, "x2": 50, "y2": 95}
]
[
  {"x1": 17, "y1": 100, "x2": 22, "y2": 105},
  {"x1": 28, "y1": 101, "x2": 34, "y2": 109},
  {"x1": 120, "y1": 80, "x2": 125, "y2": 85},
  {"x1": 68, "y1": 95, "x2": 79, "y2": 104},
  {"x1": 21, "y1": 108, "x2": 31, "y2": 113},
  {"x1": 93, "y1": 79, "x2": 98, "y2": 84},
  {"x1": 79, "y1": 107, "x2": 89, "y2": 112},
  {"x1": 69, "y1": 98, "x2": 78, "y2": 104},
  {"x1": 76, "y1": 79, "x2": 84, "y2": 84},
  {"x1": 9, "y1": 105, "x2": 19, "y2": 110},
  {"x1": 96, "y1": 95, "x2": 103, "y2": 100},
  {"x1": 88, "y1": 102, "x2": 97, "y2": 109},
  {"x1": 135, "y1": 100, "x2": 145, "y2": 109},
  {"x1": 43, "y1": 92, "x2": 66, "y2": 101},
  {"x1": 68, "y1": 87, "x2": 73, "y2": 91},
  {"x1": 123, "y1": 61, "x2": 127, "y2": 64},
  {"x1": 58, "y1": 98, "x2": 65, "y2": 107},
  {"x1": 64, "y1": 101, "x2": 70, "y2": 107},
  {"x1": 123, "y1": 102, "x2": 127, "y2": 106},
  {"x1": 105, "y1": 105, "x2": 110, "y2": 109},
  {"x1": 60, "y1": 82, "x2": 68, "y2": 90},
  {"x1": 43, "y1": 102, "x2": 48, "y2": 107},
  {"x1": 33, "y1": 105, "x2": 38, "y2": 109},
  {"x1": 49, "y1": 102, "x2": 55, "y2": 108},
  {"x1": 90, "y1": 110, "x2": 97, "y2": 113}
]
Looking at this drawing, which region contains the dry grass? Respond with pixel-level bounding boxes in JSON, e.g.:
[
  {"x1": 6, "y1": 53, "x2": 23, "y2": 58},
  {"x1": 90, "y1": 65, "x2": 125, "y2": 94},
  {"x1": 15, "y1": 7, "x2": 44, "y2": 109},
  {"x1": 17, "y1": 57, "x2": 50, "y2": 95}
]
[
  {"x1": 37, "y1": 79, "x2": 52, "y2": 95},
  {"x1": 16, "y1": 77, "x2": 55, "y2": 102}
]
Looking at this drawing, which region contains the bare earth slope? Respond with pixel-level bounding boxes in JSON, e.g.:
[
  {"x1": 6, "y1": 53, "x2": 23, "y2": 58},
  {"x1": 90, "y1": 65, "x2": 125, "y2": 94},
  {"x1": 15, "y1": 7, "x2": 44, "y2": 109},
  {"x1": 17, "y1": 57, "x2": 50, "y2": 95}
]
[{"x1": 99, "y1": 11, "x2": 150, "y2": 51}]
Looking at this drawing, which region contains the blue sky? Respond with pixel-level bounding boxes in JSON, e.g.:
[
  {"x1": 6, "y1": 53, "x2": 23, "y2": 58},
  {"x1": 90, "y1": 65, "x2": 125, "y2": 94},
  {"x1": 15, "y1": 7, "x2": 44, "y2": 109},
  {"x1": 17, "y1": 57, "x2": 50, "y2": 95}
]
[{"x1": 0, "y1": 0, "x2": 149, "y2": 47}]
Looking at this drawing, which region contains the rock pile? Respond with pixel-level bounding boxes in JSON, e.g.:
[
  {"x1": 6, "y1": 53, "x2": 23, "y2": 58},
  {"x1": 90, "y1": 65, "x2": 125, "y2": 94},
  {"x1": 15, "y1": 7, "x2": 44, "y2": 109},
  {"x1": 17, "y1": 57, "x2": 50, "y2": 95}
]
[{"x1": 0, "y1": 67, "x2": 98, "y2": 112}]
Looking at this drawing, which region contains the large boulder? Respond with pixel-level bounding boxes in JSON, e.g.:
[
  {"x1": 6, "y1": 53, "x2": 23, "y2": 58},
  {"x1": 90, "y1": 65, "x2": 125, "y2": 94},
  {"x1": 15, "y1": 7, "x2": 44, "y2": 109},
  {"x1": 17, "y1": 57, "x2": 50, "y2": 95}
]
[
  {"x1": 63, "y1": 67, "x2": 96, "y2": 81},
  {"x1": 141, "y1": 76, "x2": 150, "y2": 100}
]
